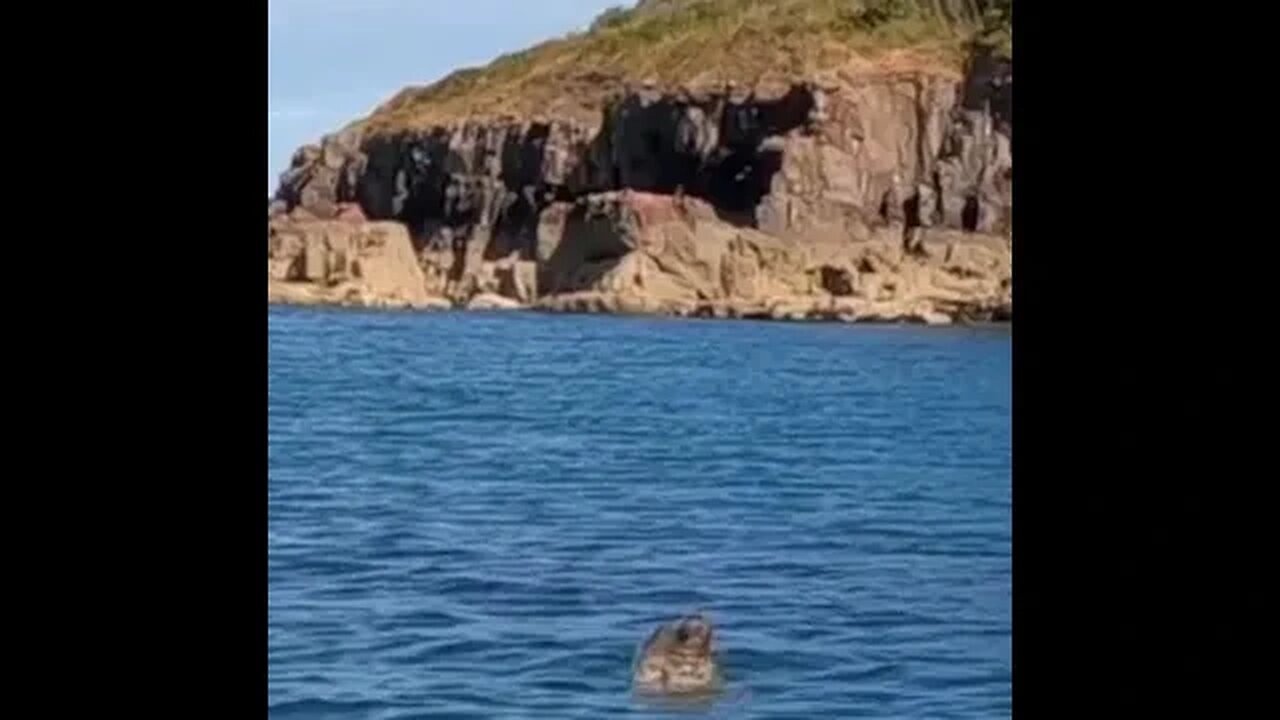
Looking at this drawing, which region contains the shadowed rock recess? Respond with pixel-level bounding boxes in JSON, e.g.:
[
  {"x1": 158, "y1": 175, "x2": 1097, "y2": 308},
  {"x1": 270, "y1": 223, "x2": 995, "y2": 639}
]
[{"x1": 268, "y1": 6, "x2": 1011, "y2": 324}]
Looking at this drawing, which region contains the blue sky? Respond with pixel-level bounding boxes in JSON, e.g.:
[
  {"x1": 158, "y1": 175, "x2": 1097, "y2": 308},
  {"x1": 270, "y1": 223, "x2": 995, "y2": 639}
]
[{"x1": 268, "y1": 0, "x2": 628, "y2": 194}]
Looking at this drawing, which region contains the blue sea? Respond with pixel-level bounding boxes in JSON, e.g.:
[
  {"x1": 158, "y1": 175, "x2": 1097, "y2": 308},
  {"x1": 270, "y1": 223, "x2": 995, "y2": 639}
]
[{"x1": 268, "y1": 306, "x2": 1011, "y2": 719}]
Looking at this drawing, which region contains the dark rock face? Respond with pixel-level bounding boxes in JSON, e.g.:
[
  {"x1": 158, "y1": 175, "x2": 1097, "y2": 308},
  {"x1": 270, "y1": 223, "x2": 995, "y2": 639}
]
[
  {"x1": 600, "y1": 82, "x2": 818, "y2": 212},
  {"x1": 272, "y1": 49, "x2": 1012, "y2": 309},
  {"x1": 274, "y1": 83, "x2": 836, "y2": 227},
  {"x1": 933, "y1": 48, "x2": 1012, "y2": 236},
  {"x1": 345, "y1": 120, "x2": 596, "y2": 264}
]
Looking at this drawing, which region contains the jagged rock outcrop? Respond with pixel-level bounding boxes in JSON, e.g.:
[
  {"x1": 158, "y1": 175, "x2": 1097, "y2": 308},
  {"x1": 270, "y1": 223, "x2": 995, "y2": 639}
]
[
  {"x1": 267, "y1": 212, "x2": 451, "y2": 310},
  {"x1": 529, "y1": 190, "x2": 1009, "y2": 323},
  {"x1": 268, "y1": 43, "x2": 1011, "y2": 324}
]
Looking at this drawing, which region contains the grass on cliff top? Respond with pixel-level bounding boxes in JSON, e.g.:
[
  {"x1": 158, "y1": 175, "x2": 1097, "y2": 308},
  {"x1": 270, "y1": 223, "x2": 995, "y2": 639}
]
[{"x1": 363, "y1": 0, "x2": 1011, "y2": 133}]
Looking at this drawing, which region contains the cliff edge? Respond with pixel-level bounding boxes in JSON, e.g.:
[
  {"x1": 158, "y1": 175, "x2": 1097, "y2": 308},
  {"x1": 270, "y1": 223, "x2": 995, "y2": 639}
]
[{"x1": 268, "y1": 0, "x2": 1012, "y2": 323}]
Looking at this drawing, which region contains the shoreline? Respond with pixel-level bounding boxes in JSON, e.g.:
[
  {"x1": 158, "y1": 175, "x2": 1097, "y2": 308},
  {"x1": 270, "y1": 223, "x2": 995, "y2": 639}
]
[
  {"x1": 266, "y1": 296, "x2": 1010, "y2": 327},
  {"x1": 268, "y1": 200, "x2": 1011, "y2": 331}
]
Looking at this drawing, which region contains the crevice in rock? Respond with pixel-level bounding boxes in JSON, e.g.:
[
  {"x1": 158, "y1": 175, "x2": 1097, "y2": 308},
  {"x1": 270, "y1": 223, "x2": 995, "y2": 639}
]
[{"x1": 962, "y1": 194, "x2": 979, "y2": 232}]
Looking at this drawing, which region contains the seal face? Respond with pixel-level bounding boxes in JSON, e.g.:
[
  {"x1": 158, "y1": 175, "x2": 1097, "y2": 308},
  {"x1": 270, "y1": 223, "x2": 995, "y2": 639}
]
[{"x1": 632, "y1": 614, "x2": 721, "y2": 696}]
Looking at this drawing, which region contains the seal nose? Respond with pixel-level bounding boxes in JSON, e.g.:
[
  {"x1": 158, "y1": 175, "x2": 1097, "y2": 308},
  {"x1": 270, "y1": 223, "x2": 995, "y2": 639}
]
[{"x1": 677, "y1": 616, "x2": 710, "y2": 644}]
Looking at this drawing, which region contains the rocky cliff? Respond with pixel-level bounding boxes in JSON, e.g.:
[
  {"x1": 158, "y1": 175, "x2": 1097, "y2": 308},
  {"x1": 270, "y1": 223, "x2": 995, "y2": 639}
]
[{"x1": 268, "y1": 0, "x2": 1012, "y2": 323}]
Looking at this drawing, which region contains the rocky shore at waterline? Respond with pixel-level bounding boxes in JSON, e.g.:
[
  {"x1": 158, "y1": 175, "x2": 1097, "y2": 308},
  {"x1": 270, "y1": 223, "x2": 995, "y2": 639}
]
[{"x1": 269, "y1": 189, "x2": 1009, "y2": 325}]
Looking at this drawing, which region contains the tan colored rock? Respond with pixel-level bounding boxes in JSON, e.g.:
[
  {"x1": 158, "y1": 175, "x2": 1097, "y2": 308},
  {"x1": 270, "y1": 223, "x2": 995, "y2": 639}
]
[
  {"x1": 496, "y1": 260, "x2": 538, "y2": 304},
  {"x1": 267, "y1": 188, "x2": 1008, "y2": 325},
  {"x1": 917, "y1": 310, "x2": 954, "y2": 326},
  {"x1": 267, "y1": 218, "x2": 431, "y2": 308},
  {"x1": 767, "y1": 297, "x2": 819, "y2": 322},
  {"x1": 465, "y1": 292, "x2": 526, "y2": 311},
  {"x1": 334, "y1": 203, "x2": 368, "y2": 222},
  {"x1": 268, "y1": 279, "x2": 323, "y2": 305},
  {"x1": 302, "y1": 233, "x2": 329, "y2": 282},
  {"x1": 535, "y1": 291, "x2": 695, "y2": 316},
  {"x1": 268, "y1": 256, "x2": 299, "y2": 282},
  {"x1": 534, "y1": 291, "x2": 613, "y2": 314},
  {"x1": 523, "y1": 191, "x2": 1009, "y2": 324},
  {"x1": 410, "y1": 296, "x2": 455, "y2": 311}
]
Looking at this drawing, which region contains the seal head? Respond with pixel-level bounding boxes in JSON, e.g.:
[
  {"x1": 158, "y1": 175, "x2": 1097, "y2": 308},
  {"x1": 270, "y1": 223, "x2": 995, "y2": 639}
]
[{"x1": 632, "y1": 613, "x2": 721, "y2": 696}]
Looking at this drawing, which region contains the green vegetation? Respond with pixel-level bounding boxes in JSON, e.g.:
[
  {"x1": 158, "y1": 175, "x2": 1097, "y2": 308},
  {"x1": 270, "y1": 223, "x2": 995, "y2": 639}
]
[
  {"x1": 841, "y1": 1, "x2": 1010, "y2": 52},
  {"x1": 976, "y1": 0, "x2": 1013, "y2": 56},
  {"x1": 589, "y1": 5, "x2": 635, "y2": 32},
  {"x1": 365, "y1": 0, "x2": 1013, "y2": 132}
]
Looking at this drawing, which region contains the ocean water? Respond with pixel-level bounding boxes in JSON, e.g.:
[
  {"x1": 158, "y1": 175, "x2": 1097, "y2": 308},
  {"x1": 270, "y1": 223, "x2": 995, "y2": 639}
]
[{"x1": 268, "y1": 306, "x2": 1011, "y2": 719}]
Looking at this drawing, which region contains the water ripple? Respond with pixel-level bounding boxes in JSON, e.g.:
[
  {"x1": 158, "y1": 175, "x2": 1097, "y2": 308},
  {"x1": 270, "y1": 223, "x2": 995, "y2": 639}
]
[{"x1": 270, "y1": 308, "x2": 1011, "y2": 718}]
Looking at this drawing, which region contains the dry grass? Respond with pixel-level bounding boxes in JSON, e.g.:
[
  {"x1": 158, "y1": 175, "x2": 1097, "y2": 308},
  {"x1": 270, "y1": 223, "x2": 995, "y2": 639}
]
[{"x1": 360, "y1": 0, "x2": 992, "y2": 133}]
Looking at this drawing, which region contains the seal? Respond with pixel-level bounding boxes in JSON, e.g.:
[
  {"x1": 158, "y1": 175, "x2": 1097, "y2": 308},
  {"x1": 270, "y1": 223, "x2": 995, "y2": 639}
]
[{"x1": 631, "y1": 613, "x2": 722, "y2": 697}]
